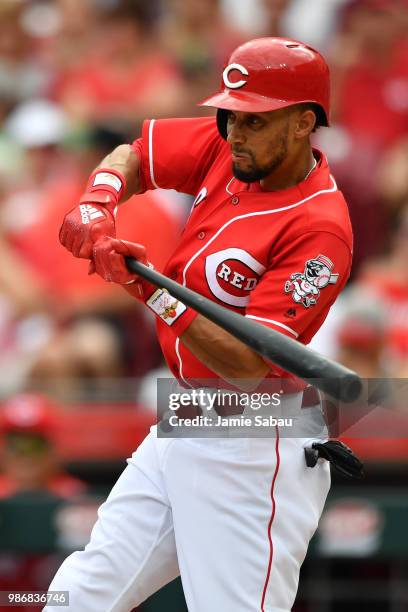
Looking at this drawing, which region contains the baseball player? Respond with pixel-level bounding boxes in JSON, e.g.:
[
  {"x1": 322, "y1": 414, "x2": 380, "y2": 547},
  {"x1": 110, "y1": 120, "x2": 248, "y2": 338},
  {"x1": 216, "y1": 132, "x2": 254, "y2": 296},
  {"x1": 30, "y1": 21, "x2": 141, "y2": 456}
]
[{"x1": 46, "y1": 38, "x2": 357, "y2": 611}]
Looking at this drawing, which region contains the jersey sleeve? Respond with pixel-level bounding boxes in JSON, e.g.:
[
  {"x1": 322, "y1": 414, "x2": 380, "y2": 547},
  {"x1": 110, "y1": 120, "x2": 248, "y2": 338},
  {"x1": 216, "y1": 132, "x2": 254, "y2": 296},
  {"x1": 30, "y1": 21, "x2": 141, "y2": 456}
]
[
  {"x1": 131, "y1": 117, "x2": 223, "y2": 196},
  {"x1": 246, "y1": 231, "x2": 352, "y2": 346}
]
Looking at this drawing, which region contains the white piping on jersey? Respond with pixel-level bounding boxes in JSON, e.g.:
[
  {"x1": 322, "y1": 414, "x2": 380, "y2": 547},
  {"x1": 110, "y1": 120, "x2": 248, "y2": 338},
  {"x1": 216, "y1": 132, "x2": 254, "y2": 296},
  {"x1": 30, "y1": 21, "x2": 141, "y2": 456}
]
[
  {"x1": 182, "y1": 175, "x2": 338, "y2": 287},
  {"x1": 148, "y1": 120, "x2": 160, "y2": 189},
  {"x1": 175, "y1": 337, "x2": 191, "y2": 387},
  {"x1": 176, "y1": 176, "x2": 338, "y2": 380},
  {"x1": 175, "y1": 168, "x2": 337, "y2": 383},
  {"x1": 245, "y1": 315, "x2": 299, "y2": 338},
  {"x1": 226, "y1": 177, "x2": 235, "y2": 195}
]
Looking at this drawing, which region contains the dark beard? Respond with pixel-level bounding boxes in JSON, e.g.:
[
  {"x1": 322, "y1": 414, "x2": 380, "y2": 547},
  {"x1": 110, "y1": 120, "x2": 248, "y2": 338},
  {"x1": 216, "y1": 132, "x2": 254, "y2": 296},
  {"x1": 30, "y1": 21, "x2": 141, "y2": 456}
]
[
  {"x1": 233, "y1": 162, "x2": 279, "y2": 183},
  {"x1": 232, "y1": 128, "x2": 289, "y2": 183}
]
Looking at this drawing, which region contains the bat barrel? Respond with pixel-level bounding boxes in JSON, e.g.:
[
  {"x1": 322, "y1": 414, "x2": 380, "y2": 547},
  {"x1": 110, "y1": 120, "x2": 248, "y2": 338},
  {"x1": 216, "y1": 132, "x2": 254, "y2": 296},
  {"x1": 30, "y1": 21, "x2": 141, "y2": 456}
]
[{"x1": 126, "y1": 257, "x2": 363, "y2": 403}]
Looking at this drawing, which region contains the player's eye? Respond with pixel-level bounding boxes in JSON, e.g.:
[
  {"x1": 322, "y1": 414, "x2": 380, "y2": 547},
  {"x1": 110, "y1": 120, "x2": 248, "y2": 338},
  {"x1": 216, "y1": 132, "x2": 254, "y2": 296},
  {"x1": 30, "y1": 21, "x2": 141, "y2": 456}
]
[
  {"x1": 247, "y1": 115, "x2": 263, "y2": 128},
  {"x1": 227, "y1": 112, "x2": 236, "y2": 124}
]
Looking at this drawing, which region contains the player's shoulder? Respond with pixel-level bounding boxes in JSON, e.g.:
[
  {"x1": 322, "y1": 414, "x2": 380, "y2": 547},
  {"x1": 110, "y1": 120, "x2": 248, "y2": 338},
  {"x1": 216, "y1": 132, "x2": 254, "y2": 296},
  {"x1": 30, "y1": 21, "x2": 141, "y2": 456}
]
[
  {"x1": 304, "y1": 177, "x2": 351, "y2": 230},
  {"x1": 141, "y1": 115, "x2": 227, "y2": 164},
  {"x1": 143, "y1": 116, "x2": 221, "y2": 142},
  {"x1": 294, "y1": 154, "x2": 352, "y2": 248}
]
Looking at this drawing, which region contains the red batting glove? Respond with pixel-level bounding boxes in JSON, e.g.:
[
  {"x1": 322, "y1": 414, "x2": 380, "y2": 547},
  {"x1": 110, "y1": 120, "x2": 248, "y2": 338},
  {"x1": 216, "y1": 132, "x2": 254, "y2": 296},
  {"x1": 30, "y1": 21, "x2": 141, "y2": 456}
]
[
  {"x1": 93, "y1": 236, "x2": 198, "y2": 334},
  {"x1": 59, "y1": 168, "x2": 125, "y2": 259},
  {"x1": 92, "y1": 236, "x2": 154, "y2": 300}
]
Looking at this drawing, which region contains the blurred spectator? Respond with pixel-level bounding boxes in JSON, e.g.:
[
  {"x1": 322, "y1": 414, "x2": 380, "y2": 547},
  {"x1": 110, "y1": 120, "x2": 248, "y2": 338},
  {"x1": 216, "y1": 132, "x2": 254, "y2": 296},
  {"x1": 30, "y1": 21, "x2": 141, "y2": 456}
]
[
  {"x1": 160, "y1": 0, "x2": 245, "y2": 110},
  {"x1": 2, "y1": 98, "x2": 76, "y2": 249},
  {"x1": 0, "y1": 1, "x2": 50, "y2": 120},
  {"x1": 312, "y1": 206, "x2": 408, "y2": 380},
  {"x1": 0, "y1": 392, "x2": 88, "y2": 605},
  {"x1": 317, "y1": 0, "x2": 408, "y2": 271},
  {"x1": 334, "y1": 289, "x2": 388, "y2": 378},
  {"x1": 222, "y1": 0, "x2": 351, "y2": 49},
  {"x1": 44, "y1": 0, "x2": 97, "y2": 71},
  {"x1": 357, "y1": 205, "x2": 408, "y2": 377},
  {"x1": 331, "y1": 0, "x2": 408, "y2": 146},
  {"x1": 377, "y1": 136, "x2": 408, "y2": 216},
  {"x1": 0, "y1": 393, "x2": 86, "y2": 498},
  {"x1": 52, "y1": 0, "x2": 186, "y2": 127},
  {"x1": 0, "y1": 99, "x2": 77, "y2": 389},
  {"x1": 221, "y1": 0, "x2": 267, "y2": 34},
  {"x1": 258, "y1": 0, "x2": 294, "y2": 37},
  {"x1": 0, "y1": 100, "x2": 185, "y2": 392},
  {"x1": 277, "y1": 0, "x2": 350, "y2": 50}
]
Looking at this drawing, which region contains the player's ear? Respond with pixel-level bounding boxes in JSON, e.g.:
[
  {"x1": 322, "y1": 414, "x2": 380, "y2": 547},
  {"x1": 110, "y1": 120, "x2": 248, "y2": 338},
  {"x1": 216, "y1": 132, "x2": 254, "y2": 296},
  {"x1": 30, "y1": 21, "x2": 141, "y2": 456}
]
[{"x1": 293, "y1": 109, "x2": 316, "y2": 140}]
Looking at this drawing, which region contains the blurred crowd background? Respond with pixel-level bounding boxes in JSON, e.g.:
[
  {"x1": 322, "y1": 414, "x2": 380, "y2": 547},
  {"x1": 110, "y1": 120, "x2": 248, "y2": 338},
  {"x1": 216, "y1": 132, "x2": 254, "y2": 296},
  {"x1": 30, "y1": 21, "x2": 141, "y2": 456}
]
[{"x1": 0, "y1": 0, "x2": 407, "y2": 610}]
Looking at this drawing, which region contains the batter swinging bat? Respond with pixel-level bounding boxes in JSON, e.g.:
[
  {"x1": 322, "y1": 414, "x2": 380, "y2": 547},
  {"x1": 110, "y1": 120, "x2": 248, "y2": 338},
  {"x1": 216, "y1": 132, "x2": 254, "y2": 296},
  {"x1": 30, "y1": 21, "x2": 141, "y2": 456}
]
[{"x1": 126, "y1": 257, "x2": 362, "y2": 403}]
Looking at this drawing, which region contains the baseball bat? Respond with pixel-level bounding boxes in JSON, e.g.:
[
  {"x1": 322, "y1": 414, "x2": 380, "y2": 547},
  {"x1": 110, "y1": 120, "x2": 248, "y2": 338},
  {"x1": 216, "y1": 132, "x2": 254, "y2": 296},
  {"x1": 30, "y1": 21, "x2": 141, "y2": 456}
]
[{"x1": 126, "y1": 257, "x2": 362, "y2": 403}]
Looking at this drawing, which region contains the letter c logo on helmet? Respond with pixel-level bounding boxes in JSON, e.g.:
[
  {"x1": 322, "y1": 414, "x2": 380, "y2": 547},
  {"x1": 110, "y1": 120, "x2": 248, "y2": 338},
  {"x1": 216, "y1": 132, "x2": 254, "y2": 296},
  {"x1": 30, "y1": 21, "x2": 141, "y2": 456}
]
[{"x1": 222, "y1": 63, "x2": 249, "y2": 89}]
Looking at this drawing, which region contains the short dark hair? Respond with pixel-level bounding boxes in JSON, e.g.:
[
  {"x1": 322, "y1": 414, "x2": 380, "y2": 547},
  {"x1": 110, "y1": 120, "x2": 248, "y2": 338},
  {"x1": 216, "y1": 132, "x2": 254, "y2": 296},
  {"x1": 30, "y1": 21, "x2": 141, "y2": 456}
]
[{"x1": 295, "y1": 103, "x2": 326, "y2": 132}]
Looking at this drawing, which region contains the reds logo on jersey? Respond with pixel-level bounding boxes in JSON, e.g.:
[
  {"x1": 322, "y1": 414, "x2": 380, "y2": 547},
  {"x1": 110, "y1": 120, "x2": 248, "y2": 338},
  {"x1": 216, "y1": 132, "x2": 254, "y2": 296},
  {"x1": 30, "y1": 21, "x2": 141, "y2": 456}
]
[
  {"x1": 284, "y1": 254, "x2": 339, "y2": 308},
  {"x1": 205, "y1": 248, "x2": 266, "y2": 307}
]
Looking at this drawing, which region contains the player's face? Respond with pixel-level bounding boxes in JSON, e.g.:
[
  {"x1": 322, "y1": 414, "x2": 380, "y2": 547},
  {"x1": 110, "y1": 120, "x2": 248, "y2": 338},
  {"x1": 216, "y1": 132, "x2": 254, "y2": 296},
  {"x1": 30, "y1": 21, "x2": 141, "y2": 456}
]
[{"x1": 226, "y1": 108, "x2": 296, "y2": 183}]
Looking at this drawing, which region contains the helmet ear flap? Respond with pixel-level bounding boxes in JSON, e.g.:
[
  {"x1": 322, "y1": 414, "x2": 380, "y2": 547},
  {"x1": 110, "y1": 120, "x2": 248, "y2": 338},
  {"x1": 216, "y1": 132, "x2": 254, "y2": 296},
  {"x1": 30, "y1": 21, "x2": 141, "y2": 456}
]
[{"x1": 216, "y1": 108, "x2": 229, "y2": 140}]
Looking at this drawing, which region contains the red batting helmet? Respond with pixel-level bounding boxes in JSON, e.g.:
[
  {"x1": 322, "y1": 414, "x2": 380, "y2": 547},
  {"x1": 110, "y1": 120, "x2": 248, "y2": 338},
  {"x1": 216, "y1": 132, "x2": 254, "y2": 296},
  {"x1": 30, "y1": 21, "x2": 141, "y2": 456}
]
[{"x1": 199, "y1": 37, "x2": 330, "y2": 139}]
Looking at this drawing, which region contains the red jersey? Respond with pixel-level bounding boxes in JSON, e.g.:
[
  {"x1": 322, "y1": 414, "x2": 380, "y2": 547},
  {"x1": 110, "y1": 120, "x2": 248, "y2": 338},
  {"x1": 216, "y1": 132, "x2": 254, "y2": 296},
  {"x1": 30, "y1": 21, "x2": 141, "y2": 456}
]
[{"x1": 132, "y1": 118, "x2": 353, "y2": 384}]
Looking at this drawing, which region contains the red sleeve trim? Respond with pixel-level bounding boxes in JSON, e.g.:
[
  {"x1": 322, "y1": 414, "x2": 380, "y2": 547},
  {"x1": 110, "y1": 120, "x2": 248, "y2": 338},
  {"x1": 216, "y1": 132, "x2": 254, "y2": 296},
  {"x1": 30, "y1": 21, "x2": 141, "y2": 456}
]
[
  {"x1": 130, "y1": 119, "x2": 157, "y2": 192},
  {"x1": 130, "y1": 137, "x2": 147, "y2": 194}
]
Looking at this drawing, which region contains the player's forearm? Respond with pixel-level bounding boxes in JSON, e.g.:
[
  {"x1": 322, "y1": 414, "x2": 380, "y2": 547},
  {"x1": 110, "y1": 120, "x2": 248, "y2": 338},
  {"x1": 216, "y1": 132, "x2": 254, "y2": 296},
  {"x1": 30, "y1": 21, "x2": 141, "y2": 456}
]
[
  {"x1": 59, "y1": 144, "x2": 143, "y2": 260},
  {"x1": 97, "y1": 144, "x2": 142, "y2": 201},
  {"x1": 180, "y1": 314, "x2": 270, "y2": 388}
]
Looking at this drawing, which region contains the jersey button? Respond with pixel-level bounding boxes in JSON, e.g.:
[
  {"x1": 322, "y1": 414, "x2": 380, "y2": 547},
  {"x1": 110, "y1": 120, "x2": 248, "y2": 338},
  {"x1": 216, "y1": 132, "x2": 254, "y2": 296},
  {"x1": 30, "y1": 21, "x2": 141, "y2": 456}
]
[
  {"x1": 197, "y1": 231, "x2": 206, "y2": 239},
  {"x1": 231, "y1": 196, "x2": 240, "y2": 205}
]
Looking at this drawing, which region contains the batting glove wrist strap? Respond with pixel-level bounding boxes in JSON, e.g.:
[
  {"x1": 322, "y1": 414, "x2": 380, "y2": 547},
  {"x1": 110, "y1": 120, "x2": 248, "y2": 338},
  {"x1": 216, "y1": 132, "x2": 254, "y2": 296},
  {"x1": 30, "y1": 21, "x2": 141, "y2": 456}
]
[
  {"x1": 87, "y1": 168, "x2": 126, "y2": 199},
  {"x1": 81, "y1": 168, "x2": 127, "y2": 217}
]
